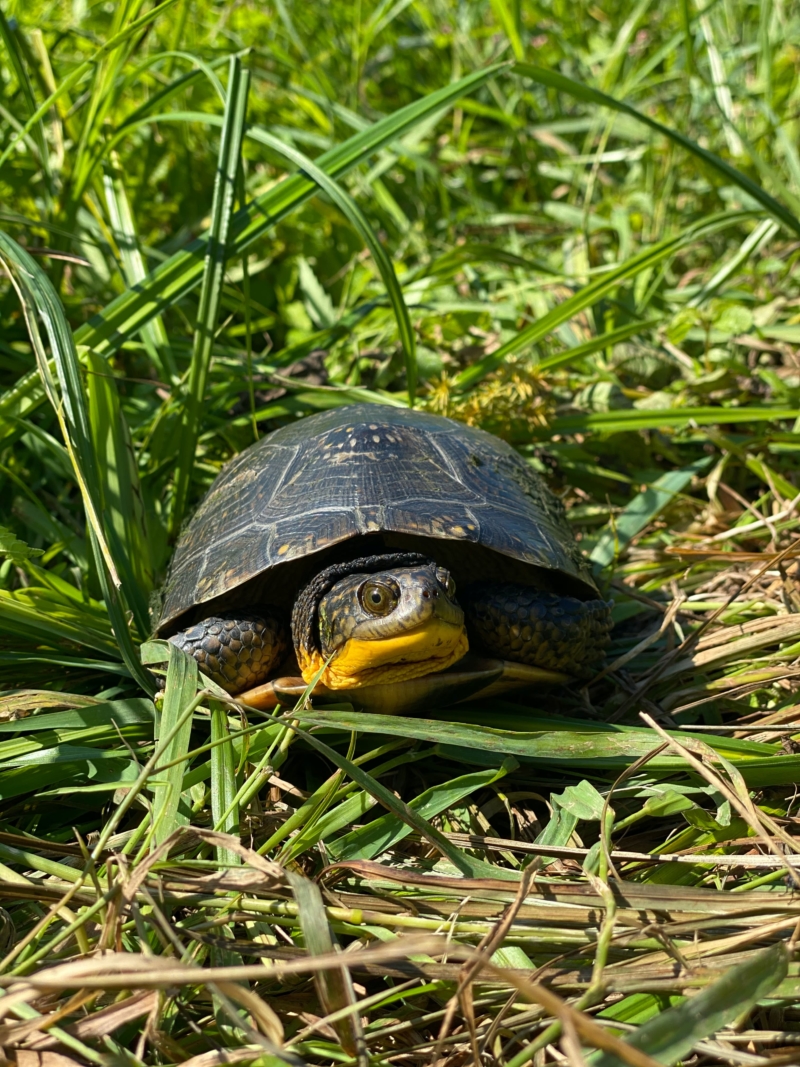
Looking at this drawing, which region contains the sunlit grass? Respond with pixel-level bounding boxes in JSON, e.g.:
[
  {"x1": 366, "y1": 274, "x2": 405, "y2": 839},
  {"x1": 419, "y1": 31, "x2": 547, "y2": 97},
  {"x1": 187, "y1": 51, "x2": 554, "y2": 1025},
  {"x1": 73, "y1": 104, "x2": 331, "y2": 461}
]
[{"x1": 1, "y1": 0, "x2": 800, "y2": 1062}]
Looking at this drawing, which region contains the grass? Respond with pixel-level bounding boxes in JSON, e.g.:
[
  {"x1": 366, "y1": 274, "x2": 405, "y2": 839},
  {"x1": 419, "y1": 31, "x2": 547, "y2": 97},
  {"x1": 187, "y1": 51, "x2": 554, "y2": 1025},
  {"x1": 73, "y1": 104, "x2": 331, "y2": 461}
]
[{"x1": 2, "y1": 0, "x2": 800, "y2": 1063}]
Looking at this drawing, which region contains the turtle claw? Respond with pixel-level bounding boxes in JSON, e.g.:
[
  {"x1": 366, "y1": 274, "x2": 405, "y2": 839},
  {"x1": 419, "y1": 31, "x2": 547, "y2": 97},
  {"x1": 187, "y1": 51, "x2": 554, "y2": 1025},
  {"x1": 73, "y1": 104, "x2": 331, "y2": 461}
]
[{"x1": 234, "y1": 679, "x2": 284, "y2": 712}]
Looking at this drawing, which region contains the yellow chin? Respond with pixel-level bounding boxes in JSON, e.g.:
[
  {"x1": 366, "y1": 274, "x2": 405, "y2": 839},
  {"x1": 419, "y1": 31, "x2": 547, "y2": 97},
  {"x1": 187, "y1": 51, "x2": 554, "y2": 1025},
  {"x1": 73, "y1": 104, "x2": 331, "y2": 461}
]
[{"x1": 298, "y1": 620, "x2": 469, "y2": 689}]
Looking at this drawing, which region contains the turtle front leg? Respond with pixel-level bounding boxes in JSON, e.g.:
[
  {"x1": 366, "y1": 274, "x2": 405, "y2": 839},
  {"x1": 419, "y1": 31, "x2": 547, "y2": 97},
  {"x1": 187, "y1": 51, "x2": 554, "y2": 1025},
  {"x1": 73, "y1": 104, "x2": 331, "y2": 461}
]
[
  {"x1": 168, "y1": 611, "x2": 288, "y2": 694},
  {"x1": 461, "y1": 584, "x2": 612, "y2": 680}
]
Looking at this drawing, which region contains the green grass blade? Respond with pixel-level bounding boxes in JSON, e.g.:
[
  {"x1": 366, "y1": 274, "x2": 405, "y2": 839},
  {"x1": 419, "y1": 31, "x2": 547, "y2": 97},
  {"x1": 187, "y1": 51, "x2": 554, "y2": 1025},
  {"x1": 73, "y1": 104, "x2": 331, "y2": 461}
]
[
  {"x1": 0, "y1": 652, "x2": 129, "y2": 676},
  {"x1": 0, "y1": 10, "x2": 52, "y2": 188},
  {"x1": 67, "y1": 1, "x2": 150, "y2": 213},
  {"x1": 0, "y1": 233, "x2": 108, "y2": 571},
  {"x1": 537, "y1": 318, "x2": 662, "y2": 373},
  {"x1": 329, "y1": 761, "x2": 516, "y2": 861},
  {"x1": 0, "y1": 229, "x2": 153, "y2": 693},
  {"x1": 75, "y1": 62, "x2": 505, "y2": 358},
  {"x1": 598, "y1": 993, "x2": 683, "y2": 1029},
  {"x1": 590, "y1": 943, "x2": 788, "y2": 1067},
  {"x1": 0, "y1": 587, "x2": 119, "y2": 657},
  {"x1": 699, "y1": 13, "x2": 744, "y2": 159},
  {"x1": 490, "y1": 0, "x2": 525, "y2": 60},
  {"x1": 84, "y1": 348, "x2": 153, "y2": 637},
  {"x1": 455, "y1": 211, "x2": 757, "y2": 389},
  {"x1": 3, "y1": 5, "x2": 800, "y2": 1053},
  {"x1": 150, "y1": 644, "x2": 198, "y2": 846},
  {"x1": 170, "y1": 56, "x2": 250, "y2": 534},
  {"x1": 690, "y1": 217, "x2": 779, "y2": 306},
  {"x1": 292, "y1": 710, "x2": 773, "y2": 767},
  {"x1": 590, "y1": 457, "x2": 712, "y2": 568},
  {"x1": 287, "y1": 870, "x2": 364, "y2": 1057},
  {"x1": 551, "y1": 405, "x2": 800, "y2": 434},
  {"x1": 210, "y1": 704, "x2": 240, "y2": 865},
  {"x1": 428, "y1": 242, "x2": 555, "y2": 279},
  {"x1": 680, "y1": 0, "x2": 694, "y2": 75},
  {"x1": 0, "y1": 64, "x2": 505, "y2": 441},
  {"x1": 513, "y1": 62, "x2": 800, "y2": 237},
  {"x1": 102, "y1": 162, "x2": 175, "y2": 382},
  {"x1": 288, "y1": 722, "x2": 518, "y2": 880},
  {"x1": 0, "y1": 699, "x2": 154, "y2": 735},
  {"x1": 0, "y1": 0, "x2": 182, "y2": 171},
  {"x1": 535, "y1": 798, "x2": 579, "y2": 853},
  {"x1": 247, "y1": 129, "x2": 417, "y2": 403}
]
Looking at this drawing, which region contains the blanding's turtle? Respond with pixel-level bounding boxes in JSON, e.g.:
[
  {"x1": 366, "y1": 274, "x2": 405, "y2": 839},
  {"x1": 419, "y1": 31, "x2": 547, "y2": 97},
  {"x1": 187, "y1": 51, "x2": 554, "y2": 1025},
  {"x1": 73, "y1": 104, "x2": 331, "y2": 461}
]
[{"x1": 156, "y1": 405, "x2": 612, "y2": 712}]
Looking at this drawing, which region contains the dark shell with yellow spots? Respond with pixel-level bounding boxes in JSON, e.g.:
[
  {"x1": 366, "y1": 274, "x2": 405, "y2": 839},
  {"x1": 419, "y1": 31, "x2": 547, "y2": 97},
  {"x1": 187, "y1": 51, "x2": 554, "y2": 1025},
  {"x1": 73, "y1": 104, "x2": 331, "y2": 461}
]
[{"x1": 157, "y1": 404, "x2": 599, "y2": 635}]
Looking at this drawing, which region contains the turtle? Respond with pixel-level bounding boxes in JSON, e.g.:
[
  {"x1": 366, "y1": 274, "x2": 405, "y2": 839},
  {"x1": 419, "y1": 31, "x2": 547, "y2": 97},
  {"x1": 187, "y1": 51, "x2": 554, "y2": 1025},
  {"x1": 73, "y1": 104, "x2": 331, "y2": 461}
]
[{"x1": 155, "y1": 404, "x2": 612, "y2": 713}]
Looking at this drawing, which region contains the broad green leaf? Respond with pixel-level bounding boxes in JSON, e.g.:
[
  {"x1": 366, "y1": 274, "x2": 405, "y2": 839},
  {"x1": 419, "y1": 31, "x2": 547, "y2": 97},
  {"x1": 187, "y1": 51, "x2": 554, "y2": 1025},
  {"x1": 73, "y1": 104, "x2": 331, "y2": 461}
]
[
  {"x1": 0, "y1": 527, "x2": 42, "y2": 564},
  {"x1": 640, "y1": 791, "x2": 697, "y2": 819},
  {"x1": 534, "y1": 800, "x2": 578, "y2": 852},
  {"x1": 552, "y1": 780, "x2": 606, "y2": 821}
]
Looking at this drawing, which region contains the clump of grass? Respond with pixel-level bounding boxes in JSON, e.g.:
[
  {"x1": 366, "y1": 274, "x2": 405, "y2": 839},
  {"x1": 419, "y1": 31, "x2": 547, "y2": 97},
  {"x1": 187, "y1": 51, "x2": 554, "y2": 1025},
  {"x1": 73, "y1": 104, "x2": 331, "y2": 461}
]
[{"x1": 2, "y1": 0, "x2": 800, "y2": 1063}]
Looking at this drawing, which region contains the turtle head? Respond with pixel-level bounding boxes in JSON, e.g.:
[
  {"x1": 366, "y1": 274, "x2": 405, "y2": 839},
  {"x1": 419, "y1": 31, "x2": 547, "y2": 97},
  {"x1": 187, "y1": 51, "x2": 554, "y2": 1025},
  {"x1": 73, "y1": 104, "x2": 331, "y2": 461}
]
[{"x1": 292, "y1": 553, "x2": 468, "y2": 689}]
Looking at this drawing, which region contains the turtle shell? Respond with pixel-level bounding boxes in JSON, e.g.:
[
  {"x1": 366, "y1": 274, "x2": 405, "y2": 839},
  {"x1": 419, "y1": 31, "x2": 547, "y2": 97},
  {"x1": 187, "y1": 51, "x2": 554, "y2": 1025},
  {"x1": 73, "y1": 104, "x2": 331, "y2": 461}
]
[{"x1": 157, "y1": 404, "x2": 599, "y2": 634}]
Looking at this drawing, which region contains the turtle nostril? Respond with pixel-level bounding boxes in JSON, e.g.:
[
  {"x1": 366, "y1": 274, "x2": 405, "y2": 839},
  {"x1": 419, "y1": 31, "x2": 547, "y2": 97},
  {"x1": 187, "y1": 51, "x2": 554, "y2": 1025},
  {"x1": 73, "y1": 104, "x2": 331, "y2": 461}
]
[{"x1": 422, "y1": 590, "x2": 430, "y2": 599}]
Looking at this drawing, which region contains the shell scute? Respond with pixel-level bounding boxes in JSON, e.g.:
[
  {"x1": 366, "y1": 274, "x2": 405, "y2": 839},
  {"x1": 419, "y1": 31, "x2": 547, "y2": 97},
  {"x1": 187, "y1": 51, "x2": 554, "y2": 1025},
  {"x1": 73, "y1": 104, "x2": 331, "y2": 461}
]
[{"x1": 158, "y1": 403, "x2": 596, "y2": 631}]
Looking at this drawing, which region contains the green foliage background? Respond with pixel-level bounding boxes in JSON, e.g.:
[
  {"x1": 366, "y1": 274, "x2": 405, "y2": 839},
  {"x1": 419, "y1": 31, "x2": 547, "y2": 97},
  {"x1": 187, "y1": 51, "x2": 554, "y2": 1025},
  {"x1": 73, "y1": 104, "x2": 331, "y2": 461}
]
[{"x1": 1, "y1": 0, "x2": 800, "y2": 1063}]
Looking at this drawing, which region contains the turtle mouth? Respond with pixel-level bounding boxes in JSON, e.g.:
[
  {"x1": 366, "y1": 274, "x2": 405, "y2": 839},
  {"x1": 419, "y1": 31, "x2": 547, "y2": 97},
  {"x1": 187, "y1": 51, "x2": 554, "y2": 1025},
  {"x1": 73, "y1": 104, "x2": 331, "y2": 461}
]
[{"x1": 292, "y1": 553, "x2": 469, "y2": 689}]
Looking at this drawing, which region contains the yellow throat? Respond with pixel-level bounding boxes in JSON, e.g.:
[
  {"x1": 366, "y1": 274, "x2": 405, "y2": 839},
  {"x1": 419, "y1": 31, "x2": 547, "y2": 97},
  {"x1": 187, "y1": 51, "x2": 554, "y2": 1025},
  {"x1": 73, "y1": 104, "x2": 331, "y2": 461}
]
[{"x1": 298, "y1": 618, "x2": 469, "y2": 689}]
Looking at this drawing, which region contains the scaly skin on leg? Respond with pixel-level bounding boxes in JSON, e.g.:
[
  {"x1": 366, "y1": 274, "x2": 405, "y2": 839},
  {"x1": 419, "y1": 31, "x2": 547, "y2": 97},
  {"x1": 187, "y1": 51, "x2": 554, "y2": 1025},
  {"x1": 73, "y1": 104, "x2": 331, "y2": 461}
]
[
  {"x1": 461, "y1": 584, "x2": 612, "y2": 679},
  {"x1": 168, "y1": 612, "x2": 288, "y2": 693}
]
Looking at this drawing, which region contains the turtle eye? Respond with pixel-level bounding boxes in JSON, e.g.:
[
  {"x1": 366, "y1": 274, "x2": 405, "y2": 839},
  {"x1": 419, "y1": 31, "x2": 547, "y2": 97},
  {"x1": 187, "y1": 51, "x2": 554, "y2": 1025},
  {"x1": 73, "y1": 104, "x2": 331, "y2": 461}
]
[{"x1": 359, "y1": 580, "x2": 399, "y2": 617}]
